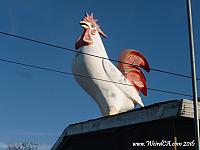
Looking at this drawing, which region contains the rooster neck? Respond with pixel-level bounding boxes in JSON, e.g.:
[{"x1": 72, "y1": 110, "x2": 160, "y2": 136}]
[{"x1": 78, "y1": 33, "x2": 108, "y2": 58}]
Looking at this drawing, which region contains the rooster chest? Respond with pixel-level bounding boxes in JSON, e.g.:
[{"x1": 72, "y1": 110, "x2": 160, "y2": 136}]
[
  {"x1": 73, "y1": 46, "x2": 107, "y2": 78},
  {"x1": 72, "y1": 53, "x2": 125, "y2": 110},
  {"x1": 73, "y1": 48, "x2": 115, "y2": 94},
  {"x1": 73, "y1": 51, "x2": 105, "y2": 81}
]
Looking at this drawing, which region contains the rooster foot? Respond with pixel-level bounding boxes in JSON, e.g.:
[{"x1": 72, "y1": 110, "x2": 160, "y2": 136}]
[{"x1": 107, "y1": 106, "x2": 119, "y2": 116}]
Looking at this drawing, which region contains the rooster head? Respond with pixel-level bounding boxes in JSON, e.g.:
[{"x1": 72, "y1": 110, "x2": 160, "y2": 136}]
[{"x1": 75, "y1": 13, "x2": 107, "y2": 49}]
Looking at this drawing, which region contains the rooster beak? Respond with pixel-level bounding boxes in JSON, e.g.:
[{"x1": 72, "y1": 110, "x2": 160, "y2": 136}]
[{"x1": 80, "y1": 21, "x2": 89, "y2": 29}]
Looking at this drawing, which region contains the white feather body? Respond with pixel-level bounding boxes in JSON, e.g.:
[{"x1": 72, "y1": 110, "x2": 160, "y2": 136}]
[{"x1": 72, "y1": 32, "x2": 143, "y2": 116}]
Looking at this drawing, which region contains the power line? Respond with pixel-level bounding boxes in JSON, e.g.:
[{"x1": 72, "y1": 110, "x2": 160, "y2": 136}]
[
  {"x1": 0, "y1": 57, "x2": 192, "y2": 98},
  {"x1": 0, "y1": 31, "x2": 199, "y2": 81},
  {"x1": 150, "y1": 68, "x2": 194, "y2": 79}
]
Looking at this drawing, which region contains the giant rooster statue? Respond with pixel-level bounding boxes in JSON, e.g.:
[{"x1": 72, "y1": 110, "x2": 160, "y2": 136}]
[{"x1": 72, "y1": 13, "x2": 150, "y2": 116}]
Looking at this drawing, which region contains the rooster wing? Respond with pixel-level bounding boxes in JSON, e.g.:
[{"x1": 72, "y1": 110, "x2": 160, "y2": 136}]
[{"x1": 102, "y1": 59, "x2": 144, "y2": 107}]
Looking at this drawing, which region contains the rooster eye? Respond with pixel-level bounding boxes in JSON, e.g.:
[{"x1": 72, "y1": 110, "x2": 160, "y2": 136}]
[
  {"x1": 91, "y1": 29, "x2": 96, "y2": 35},
  {"x1": 91, "y1": 24, "x2": 95, "y2": 28}
]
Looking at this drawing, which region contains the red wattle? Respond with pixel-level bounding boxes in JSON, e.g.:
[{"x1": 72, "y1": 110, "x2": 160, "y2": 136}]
[{"x1": 75, "y1": 28, "x2": 93, "y2": 49}]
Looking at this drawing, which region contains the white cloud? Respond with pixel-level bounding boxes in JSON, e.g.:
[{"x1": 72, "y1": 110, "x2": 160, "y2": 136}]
[
  {"x1": 38, "y1": 143, "x2": 52, "y2": 150},
  {"x1": 0, "y1": 142, "x2": 8, "y2": 150}
]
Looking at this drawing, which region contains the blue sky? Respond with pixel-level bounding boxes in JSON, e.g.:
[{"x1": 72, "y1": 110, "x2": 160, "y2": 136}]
[{"x1": 0, "y1": 0, "x2": 199, "y2": 149}]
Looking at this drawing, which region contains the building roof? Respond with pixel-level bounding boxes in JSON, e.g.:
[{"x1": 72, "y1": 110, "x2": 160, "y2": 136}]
[{"x1": 51, "y1": 99, "x2": 200, "y2": 150}]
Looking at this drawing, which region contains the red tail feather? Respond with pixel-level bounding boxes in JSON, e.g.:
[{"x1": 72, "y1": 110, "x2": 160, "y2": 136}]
[{"x1": 117, "y1": 49, "x2": 150, "y2": 96}]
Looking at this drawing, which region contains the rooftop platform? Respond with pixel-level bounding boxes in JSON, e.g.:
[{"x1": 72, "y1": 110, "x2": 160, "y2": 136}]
[{"x1": 52, "y1": 99, "x2": 200, "y2": 150}]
